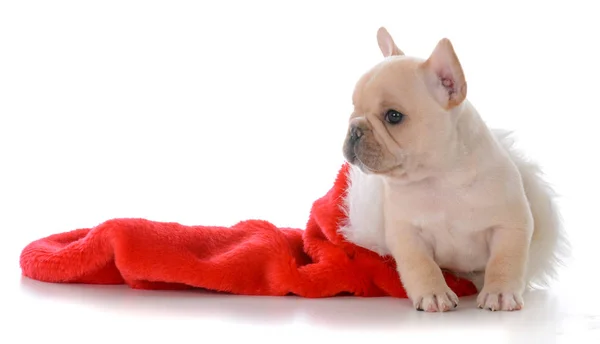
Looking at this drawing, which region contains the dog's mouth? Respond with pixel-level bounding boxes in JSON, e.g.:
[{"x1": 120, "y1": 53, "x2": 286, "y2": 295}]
[
  {"x1": 352, "y1": 156, "x2": 400, "y2": 175},
  {"x1": 343, "y1": 152, "x2": 369, "y2": 172},
  {"x1": 343, "y1": 136, "x2": 403, "y2": 175}
]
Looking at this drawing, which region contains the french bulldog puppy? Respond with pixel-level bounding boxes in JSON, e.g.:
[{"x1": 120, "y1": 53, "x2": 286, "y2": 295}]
[{"x1": 340, "y1": 27, "x2": 569, "y2": 312}]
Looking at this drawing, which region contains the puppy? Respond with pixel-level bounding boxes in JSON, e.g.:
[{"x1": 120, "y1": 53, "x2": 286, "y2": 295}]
[{"x1": 340, "y1": 27, "x2": 569, "y2": 312}]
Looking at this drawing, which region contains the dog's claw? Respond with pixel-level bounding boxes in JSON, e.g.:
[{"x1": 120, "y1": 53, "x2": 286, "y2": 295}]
[
  {"x1": 477, "y1": 290, "x2": 523, "y2": 311},
  {"x1": 412, "y1": 288, "x2": 459, "y2": 312}
]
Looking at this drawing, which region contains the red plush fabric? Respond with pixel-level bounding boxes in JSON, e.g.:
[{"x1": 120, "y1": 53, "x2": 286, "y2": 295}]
[{"x1": 19, "y1": 163, "x2": 478, "y2": 298}]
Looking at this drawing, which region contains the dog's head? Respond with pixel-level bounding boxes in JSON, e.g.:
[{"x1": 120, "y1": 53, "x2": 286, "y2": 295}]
[{"x1": 343, "y1": 27, "x2": 468, "y2": 178}]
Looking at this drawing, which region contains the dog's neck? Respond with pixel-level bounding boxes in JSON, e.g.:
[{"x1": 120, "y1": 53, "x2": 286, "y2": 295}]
[
  {"x1": 449, "y1": 100, "x2": 497, "y2": 166},
  {"x1": 385, "y1": 100, "x2": 500, "y2": 186}
]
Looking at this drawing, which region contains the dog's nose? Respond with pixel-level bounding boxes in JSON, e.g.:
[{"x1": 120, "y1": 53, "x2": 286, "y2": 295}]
[{"x1": 349, "y1": 125, "x2": 363, "y2": 144}]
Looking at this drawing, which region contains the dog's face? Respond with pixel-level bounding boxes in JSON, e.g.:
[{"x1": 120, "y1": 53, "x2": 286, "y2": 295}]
[{"x1": 343, "y1": 27, "x2": 468, "y2": 178}]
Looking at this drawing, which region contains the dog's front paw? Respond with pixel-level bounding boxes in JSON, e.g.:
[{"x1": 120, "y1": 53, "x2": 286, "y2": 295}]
[
  {"x1": 411, "y1": 287, "x2": 459, "y2": 312},
  {"x1": 477, "y1": 289, "x2": 523, "y2": 311}
]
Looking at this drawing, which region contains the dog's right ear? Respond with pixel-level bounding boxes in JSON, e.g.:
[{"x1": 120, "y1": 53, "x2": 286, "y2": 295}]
[{"x1": 377, "y1": 27, "x2": 404, "y2": 57}]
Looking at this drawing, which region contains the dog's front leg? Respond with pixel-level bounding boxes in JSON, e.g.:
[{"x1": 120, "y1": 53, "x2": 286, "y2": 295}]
[
  {"x1": 477, "y1": 227, "x2": 531, "y2": 311},
  {"x1": 385, "y1": 223, "x2": 458, "y2": 312}
]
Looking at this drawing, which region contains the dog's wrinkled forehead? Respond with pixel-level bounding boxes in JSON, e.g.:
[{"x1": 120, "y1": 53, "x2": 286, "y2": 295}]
[{"x1": 351, "y1": 57, "x2": 423, "y2": 116}]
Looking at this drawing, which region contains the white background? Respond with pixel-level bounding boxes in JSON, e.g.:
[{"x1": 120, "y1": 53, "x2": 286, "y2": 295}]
[{"x1": 1, "y1": 0, "x2": 599, "y2": 343}]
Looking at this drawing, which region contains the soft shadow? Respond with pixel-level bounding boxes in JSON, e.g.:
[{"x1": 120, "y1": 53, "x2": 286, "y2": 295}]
[
  {"x1": 20, "y1": 277, "x2": 416, "y2": 328},
  {"x1": 19, "y1": 277, "x2": 567, "y2": 331}
]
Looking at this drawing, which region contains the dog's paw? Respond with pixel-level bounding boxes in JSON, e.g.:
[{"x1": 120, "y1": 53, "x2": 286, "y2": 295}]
[
  {"x1": 412, "y1": 287, "x2": 459, "y2": 312},
  {"x1": 477, "y1": 290, "x2": 523, "y2": 311}
]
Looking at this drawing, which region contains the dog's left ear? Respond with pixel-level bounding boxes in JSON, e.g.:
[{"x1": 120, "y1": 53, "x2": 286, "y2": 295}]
[
  {"x1": 377, "y1": 27, "x2": 404, "y2": 57},
  {"x1": 421, "y1": 38, "x2": 467, "y2": 109}
]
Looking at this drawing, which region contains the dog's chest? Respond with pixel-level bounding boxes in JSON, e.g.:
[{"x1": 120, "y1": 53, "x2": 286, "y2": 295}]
[{"x1": 390, "y1": 182, "x2": 494, "y2": 273}]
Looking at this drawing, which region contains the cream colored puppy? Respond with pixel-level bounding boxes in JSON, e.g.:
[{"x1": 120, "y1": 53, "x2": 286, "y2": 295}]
[{"x1": 341, "y1": 27, "x2": 569, "y2": 312}]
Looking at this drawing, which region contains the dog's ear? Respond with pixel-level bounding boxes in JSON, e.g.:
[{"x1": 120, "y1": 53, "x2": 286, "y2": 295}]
[
  {"x1": 377, "y1": 27, "x2": 404, "y2": 57},
  {"x1": 421, "y1": 38, "x2": 467, "y2": 109}
]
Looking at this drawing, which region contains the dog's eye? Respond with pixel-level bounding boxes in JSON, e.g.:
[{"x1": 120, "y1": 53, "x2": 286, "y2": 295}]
[{"x1": 385, "y1": 110, "x2": 404, "y2": 124}]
